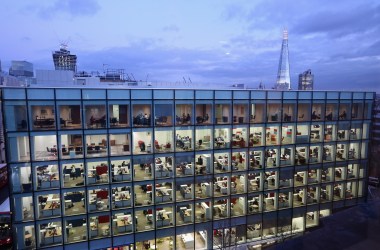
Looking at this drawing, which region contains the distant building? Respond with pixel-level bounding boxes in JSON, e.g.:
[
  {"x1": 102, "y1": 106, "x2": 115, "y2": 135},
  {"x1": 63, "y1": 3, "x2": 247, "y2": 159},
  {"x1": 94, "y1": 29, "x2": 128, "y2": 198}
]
[
  {"x1": 298, "y1": 69, "x2": 314, "y2": 90},
  {"x1": 275, "y1": 29, "x2": 291, "y2": 90},
  {"x1": 52, "y1": 44, "x2": 77, "y2": 72},
  {"x1": 372, "y1": 94, "x2": 380, "y2": 145},
  {"x1": 9, "y1": 61, "x2": 34, "y2": 77}
]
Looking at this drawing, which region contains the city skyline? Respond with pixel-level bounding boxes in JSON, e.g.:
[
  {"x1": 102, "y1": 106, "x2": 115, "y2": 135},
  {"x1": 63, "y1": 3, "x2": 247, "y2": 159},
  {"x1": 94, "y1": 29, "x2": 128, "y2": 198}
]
[{"x1": 0, "y1": 0, "x2": 379, "y2": 92}]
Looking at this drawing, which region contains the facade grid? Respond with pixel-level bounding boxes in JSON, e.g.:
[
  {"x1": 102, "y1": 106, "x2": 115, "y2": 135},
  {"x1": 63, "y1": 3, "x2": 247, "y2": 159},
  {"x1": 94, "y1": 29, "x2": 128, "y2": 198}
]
[{"x1": 1, "y1": 87, "x2": 374, "y2": 250}]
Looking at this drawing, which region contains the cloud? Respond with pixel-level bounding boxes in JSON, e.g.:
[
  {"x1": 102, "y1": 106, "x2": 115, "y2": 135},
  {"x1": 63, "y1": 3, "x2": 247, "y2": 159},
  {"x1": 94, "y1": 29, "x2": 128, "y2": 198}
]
[
  {"x1": 294, "y1": 3, "x2": 380, "y2": 38},
  {"x1": 27, "y1": 0, "x2": 100, "y2": 19},
  {"x1": 162, "y1": 25, "x2": 179, "y2": 33},
  {"x1": 221, "y1": 4, "x2": 246, "y2": 21}
]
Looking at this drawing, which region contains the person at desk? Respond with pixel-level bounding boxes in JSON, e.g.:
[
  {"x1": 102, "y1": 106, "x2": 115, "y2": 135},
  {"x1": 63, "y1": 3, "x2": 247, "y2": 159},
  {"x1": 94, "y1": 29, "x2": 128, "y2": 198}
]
[
  {"x1": 70, "y1": 165, "x2": 77, "y2": 179},
  {"x1": 116, "y1": 165, "x2": 123, "y2": 175},
  {"x1": 197, "y1": 155, "x2": 203, "y2": 165},
  {"x1": 283, "y1": 113, "x2": 291, "y2": 122},
  {"x1": 313, "y1": 147, "x2": 319, "y2": 158},
  {"x1": 143, "y1": 241, "x2": 151, "y2": 250},
  {"x1": 325, "y1": 112, "x2": 333, "y2": 120},
  {"x1": 215, "y1": 137, "x2": 225, "y2": 147},
  {"x1": 311, "y1": 111, "x2": 320, "y2": 120},
  {"x1": 339, "y1": 110, "x2": 347, "y2": 120}
]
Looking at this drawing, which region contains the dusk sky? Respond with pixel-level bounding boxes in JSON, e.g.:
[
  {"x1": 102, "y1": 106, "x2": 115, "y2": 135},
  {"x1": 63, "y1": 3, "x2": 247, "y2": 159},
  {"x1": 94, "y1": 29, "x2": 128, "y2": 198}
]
[{"x1": 1, "y1": 0, "x2": 379, "y2": 92}]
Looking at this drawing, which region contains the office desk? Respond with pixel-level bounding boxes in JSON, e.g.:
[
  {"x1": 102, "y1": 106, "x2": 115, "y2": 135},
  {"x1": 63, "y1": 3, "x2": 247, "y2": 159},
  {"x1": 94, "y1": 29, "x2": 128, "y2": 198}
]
[
  {"x1": 181, "y1": 233, "x2": 194, "y2": 248},
  {"x1": 116, "y1": 219, "x2": 132, "y2": 233},
  {"x1": 156, "y1": 189, "x2": 171, "y2": 202},
  {"x1": 215, "y1": 181, "x2": 228, "y2": 195},
  {"x1": 41, "y1": 201, "x2": 60, "y2": 217},
  {"x1": 100, "y1": 225, "x2": 109, "y2": 236},
  {"x1": 90, "y1": 223, "x2": 98, "y2": 237},
  {"x1": 44, "y1": 229, "x2": 62, "y2": 245},
  {"x1": 182, "y1": 210, "x2": 192, "y2": 222},
  {"x1": 114, "y1": 194, "x2": 131, "y2": 207},
  {"x1": 156, "y1": 213, "x2": 170, "y2": 227}
]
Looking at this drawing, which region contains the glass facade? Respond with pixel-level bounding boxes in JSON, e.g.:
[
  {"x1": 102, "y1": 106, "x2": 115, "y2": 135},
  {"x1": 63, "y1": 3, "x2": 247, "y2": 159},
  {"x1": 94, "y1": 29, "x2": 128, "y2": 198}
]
[{"x1": 1, "y1": 88, "x2": 374, "y2": 250}]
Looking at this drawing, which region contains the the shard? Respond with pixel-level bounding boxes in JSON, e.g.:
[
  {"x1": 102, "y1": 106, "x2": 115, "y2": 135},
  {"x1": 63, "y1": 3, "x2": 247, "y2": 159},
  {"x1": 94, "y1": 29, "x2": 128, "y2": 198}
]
[{"x1": 275, "y1": 29, "x2": 291, "y2": 90}]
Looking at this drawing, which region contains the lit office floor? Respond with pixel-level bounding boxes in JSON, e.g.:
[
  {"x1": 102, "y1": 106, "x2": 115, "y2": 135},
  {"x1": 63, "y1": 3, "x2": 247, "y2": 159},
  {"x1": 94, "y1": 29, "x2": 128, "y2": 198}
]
[
  {"x1": 34, "y1": 151, "x2": 58, "y2": 161},
  {"x1": 61, "y1": 123, "x2": 82, "y2": 129},
  {"x1": 134, "y1": 186, "x2": 151, "y2": 206},
  {"x1": 293, "y1": 196, "x2": 303, "y2": 207},
  {"x1": 175, "y1": 233, "x2": 207, "y2": 250},
  {"x1": 66, "y1": 225, "x2": 86, "y2": 243},
  {"x1": 65, "y1": 200, "x2": 86, "y2": 216},
  {"x1": 134, "y1": 167, "x2": 153, "y2": 181},
  {"x1": 231, "y1": 202, "x2": 244, "y2": 216},
  {"x1": 194, "y1": 203, "x2": 208, "y2": 223},
  {"x1": 110, "y1": 145, "x2": 130, "y2": 155},
  {"x1": 64, "y1": 177, "x2": 85, "y2": 187}
]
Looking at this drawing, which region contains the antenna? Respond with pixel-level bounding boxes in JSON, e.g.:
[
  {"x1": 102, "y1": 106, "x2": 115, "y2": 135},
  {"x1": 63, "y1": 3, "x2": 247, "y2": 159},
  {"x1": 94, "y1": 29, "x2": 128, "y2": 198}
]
[
  {"x1": 102, "y1": 64, "x2": 109, "y2": 74},
  {"x1": 188, "y1": 77, "x2": 192, "y2": 83},
  {"x1": 130, "y1": 73, "x2": 136, "y2": 81},
  {"x1": 183, "y1": 77, "x2": 187, "y2": 83},
  {"x1": 126, "y1": 74, "x2": 131, "y2": 81}
]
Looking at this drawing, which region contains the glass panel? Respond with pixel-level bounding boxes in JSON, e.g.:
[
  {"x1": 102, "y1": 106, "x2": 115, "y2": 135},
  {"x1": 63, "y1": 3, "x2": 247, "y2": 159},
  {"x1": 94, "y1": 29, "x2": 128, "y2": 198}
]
[
  {"x1": 250, "y1": 102, "x2": 265, "y2": 123},
  {"x1": 175, "y1": 90, "x2": 194, "y2": 99},
  {"x1": 59, "y1": 104, "x2": 82, "y2": 129},
  {"x1": 27, "y1": 89, "x2": 54, "y2": 99},
  {"x1": 196, "y1": 90, "x2": 213, "y2": 99},
  {"x1": 84, "y1": 103, "x2": 107, "y2": 129},
  {"x1": 154, "y1": 90, "x2": 173, "y2": 99},
  {"x1": 175, "y1": 104, "x2": 193, "y2": 126},
  {"x1": 110, "y1": 133, "x2": 130, "y2": 156},
  {"x1": 62, "y1": 162, "x2": 84, "y2": 188},
  {"x1": 30, "y1": 104, "x2": 56, "y2": 131},
  {"x1": 7, "y1": 134, "x2": 30, "y2": 162},
  {"x1": 85, "y1": 134, "x2": 108, "y2": 158},
  {"x1": 56, "y1": 89, "x2": 81, "y2": 99},
  {"x1": 215, "y1": 103, "x2": 231, "y2": 124},
  {"x1": 195, "y1": 103, "x2": 212, "y2": 124},
  {"x1": 82, "y1": 89, "x2": 106, "y2": 99},
  {"x1": 215, "y1": 91, "x2": 232, "y2": 99},
  {"x1": 107, "y1": 89, "x2": 130, "y2": 99},
  {"x1": 3, "y1": 88, "x2": 26, "y2": 99},
  {"x1": 233, "y1": 90, "x2": 249, "y2": 99},
  {"x1": 251, "y1": 91, "x2": 266, "y2": 99},
  {"x1": 109, "y1": 104, "x2": 129, "y2": 128},
  {"x1": 132, "y1": 104, "x2": 152, "y2": 127},
  {"x1": 3, "y1": 101, "x2": 28, "y2": 131},
  {"x1": 132, "y1": 129, "x2": 153, "y2": 155}
]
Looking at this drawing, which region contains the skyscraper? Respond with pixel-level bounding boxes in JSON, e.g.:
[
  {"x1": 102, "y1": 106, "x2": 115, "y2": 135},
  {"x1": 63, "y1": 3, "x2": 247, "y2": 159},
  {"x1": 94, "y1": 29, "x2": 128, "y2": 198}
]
[
  {"x1": 275, "y1": 29, "x2": 291, "y2": 90},
  {"x1": 298, "y1": 69, "x2": 314, "y2": 90},
  {"x1": 52, "y1": 44, "x2": 77, "y2": 72}
]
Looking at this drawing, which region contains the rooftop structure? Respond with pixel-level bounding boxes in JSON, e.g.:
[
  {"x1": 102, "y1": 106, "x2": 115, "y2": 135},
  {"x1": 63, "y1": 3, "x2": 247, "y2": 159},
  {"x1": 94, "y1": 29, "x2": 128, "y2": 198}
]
[
  {"x1": 298, "y1": 69, "x2": 314, "y2": 90},
  {"x1": 52, "y1": 44, "x2": 77, "y2": 72},
  {"x1": 275, "y1": 29, "x2": 291, "y2": 90},
  {"x1": 9, "y1": 61, "x2": 34, "y2": 78}
]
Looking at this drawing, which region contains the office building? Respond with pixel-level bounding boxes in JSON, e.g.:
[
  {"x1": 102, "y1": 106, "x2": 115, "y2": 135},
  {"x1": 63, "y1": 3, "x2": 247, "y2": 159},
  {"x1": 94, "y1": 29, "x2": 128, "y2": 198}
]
[
  {"x1": 52, "y1": 45, "x2": 77, "y2": 72},
  {"x1": 275, "y1": 29, "x2": 291, "y2": 90},
  {"x1": 9, "y1": 61, "x2": 34, "y2": 78},
  {"x1": 298, "y1": 70, "x2": 314, "y2": 91},
  {"x1": 1, "y1": 87, "x2": 374, "y2": 250},
  {"x1": 372, "y1": 94, "x2": 380, "y2": 145}
]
